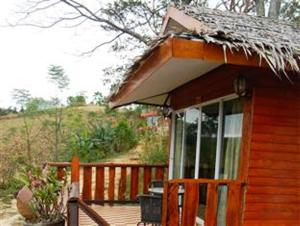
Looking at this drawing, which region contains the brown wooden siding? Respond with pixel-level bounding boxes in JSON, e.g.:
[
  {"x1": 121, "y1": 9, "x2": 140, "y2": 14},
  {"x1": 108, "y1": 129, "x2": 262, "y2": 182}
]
[
  {"x1": 170, "y1": 65, "x2": 300, "y2": 225},
  {"x1": 244, "y1": 71, "x2": 300, "y2": 226}
]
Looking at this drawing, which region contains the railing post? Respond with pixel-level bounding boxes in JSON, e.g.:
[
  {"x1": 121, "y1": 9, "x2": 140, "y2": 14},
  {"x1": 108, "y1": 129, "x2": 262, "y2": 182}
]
[
  {"x1": 161, "y1": 182, "x2": 169, "y2": 226},
  {"x1": 205, "y1": 183, "x2": 218, "y2": 226},
  {"x1": 70, "y1": 156, "x2": 80, "y2": 198},
  {"x1": 67, "y1": 198, "x2": 79, "y2": 226},
  {"x1": 226, "y1": 183, "x2": 241, "y2": 226}
]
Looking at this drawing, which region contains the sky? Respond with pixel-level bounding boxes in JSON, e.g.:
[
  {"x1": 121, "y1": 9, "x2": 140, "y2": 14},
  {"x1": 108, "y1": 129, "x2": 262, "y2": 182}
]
[
  {"x1": 0, "y1": 0, "x2": 117, "y2": 108},
  {"x1": 0, "y1": 0, "x2": 218, "y2": 108}
]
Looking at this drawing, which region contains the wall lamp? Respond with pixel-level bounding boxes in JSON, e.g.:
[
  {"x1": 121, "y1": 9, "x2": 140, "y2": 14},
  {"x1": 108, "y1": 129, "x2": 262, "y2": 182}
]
[{"x1": 233, "y1": 75, "x2": 250, "y2": 97}]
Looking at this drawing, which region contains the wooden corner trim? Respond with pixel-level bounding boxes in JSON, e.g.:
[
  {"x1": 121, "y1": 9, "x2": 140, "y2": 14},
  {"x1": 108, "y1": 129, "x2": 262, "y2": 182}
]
[{"x1": 160, "y1": 7, "x2": 212, "y2": 35}]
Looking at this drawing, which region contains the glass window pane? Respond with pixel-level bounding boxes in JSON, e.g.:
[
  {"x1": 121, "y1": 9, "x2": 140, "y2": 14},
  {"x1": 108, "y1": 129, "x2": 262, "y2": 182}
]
[
  {"x1": 198, "y1": 103, "x2": 219, "y2": 179},
  {"x1": 183, "y1": 108, "x2": 199, "y2": 178},
  {"x1": 219, "y1": 99, "x2": 243, "y2": 179},
  {"x1": 173, "y1": 112, "x2": 184, "y2": 178}
]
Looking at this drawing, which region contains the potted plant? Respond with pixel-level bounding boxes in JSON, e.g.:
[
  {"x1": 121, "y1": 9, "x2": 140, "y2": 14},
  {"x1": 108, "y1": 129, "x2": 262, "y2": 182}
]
[{"x1": 16, "y1": 165, "x2": 67, "y2": 226}]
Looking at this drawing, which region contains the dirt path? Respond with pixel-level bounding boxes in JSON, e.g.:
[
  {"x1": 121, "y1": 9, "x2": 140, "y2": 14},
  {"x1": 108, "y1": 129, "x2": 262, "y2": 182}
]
[{"x1": 0, "y1": 199, "x2": 23, "y2": 226}]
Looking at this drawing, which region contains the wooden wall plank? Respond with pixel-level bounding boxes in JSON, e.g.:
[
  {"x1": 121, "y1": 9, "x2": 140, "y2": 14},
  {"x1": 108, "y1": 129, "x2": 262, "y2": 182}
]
[
  {"x1": 246, "y1": 194, "x2": 300, "y2": 204},
  {"x1": 95, "y1": 167, "x2": 104, "y2": 201},
  {"x1": 82, "y1": 166, "x2": 92, "y2": 200}
]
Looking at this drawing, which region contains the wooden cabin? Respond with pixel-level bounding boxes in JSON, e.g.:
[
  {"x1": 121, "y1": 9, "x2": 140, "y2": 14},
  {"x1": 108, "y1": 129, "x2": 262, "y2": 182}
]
[{"x1": 109, "y1": 6, "x2": 300, "y2": 226}]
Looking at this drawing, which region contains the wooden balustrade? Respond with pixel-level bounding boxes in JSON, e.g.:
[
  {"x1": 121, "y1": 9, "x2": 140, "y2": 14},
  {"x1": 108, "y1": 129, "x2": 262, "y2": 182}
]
[
  {"x1": 161, "y1": 179, "x2": 245, "y2": 226},
  {"x1": 47, "y1": 161, "x2": 168, "y2": 203}
]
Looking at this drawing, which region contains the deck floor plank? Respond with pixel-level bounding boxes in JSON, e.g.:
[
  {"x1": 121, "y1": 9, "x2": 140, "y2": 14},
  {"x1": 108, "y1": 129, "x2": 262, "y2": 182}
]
[{"x1": 79, "y1": 204, "x2": 141, "y2": 226}]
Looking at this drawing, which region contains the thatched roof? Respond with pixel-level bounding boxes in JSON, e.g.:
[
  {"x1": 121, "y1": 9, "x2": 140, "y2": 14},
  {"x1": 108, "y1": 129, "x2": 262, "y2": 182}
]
[
  {"x1": 178, "y1": 6, "x2": 300, "y2": 73},
  {"x1": 110, "y1": 6, "x2": 300, "y2": 104}
]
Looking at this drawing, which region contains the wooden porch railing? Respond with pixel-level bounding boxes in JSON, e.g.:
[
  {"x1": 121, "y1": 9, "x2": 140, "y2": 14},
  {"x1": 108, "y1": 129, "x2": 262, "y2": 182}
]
[
  {"x1": 161, "y1": 179, "x2": 245, "y2": 226},
  {"x1": 48, "y1": 159, "x2": 168, "y2": 203}
]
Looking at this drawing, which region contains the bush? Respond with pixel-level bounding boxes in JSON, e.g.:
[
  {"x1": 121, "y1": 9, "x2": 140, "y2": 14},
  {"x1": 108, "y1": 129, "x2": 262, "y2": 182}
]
[
  {"x1": 65, "y1": 120, "x2": 139, "y2": 162},
  {"x1": 139, "y1": 128, "x2": 168, "y2": 164},
  {"x1": 113, "y1": 120, "x2": 138, "y2": 153}
]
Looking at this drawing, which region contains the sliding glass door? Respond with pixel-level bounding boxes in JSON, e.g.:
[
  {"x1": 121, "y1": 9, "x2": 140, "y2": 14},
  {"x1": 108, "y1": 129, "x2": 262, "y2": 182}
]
[
  {"x1": 170, "y1": 97, "x2": 243, "y2": 180},
  {"x1": 170, "y1": 97, "x2": 243, "y2": 225}
]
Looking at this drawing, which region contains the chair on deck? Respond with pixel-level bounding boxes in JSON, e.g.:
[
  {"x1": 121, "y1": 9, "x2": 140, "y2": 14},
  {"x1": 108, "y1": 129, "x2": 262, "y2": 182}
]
[
  {"x1": 137, "y1": 195, "x2": 162, "y2": 226},
  {"x1": 148, "y1": 180, "x2": 164, "y2": 189}
]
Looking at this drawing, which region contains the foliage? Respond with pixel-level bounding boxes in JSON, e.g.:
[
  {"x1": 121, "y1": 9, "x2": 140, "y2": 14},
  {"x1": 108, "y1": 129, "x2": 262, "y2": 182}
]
[
  {"x1": 139, "y1": 127, "x2": 168, "y2": 164},
  {"x1": 66, "y1": 119, "x2": 138, "y2": 162},
  {"x1": 93, "y1": 91, "x2": 106, "y2": 105},
  {"x1": 18, "y1": 165, "x2": 66, "y2": 223},
  {"x1": 113, "y1": 120, "x2": 138, "y2": 153},
  {"x1": 47, "y1": 65, "x2": 70, "y2": 161},
  {"x1": 0, "y1": 107, "x2": 17, "y2": 116},
  {"x1": 67, "y1": 95, "x2": 86, "y2": 107},
  {"x1": 48, "y1": 65, "x2": 69, "y2": 92},
  {"x1": 281, "y1": 0, "x2": 300, "y2": 24}
]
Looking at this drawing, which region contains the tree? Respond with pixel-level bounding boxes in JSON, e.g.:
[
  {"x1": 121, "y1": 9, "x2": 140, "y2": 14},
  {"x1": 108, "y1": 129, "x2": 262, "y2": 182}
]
[
  {"x1": 14, "y1": 0, "x2": 299, "y2": 90},
  {"x1": 67, "y1": 95, "x2": 86, "y2": 107},
  {"x1": 93, "y1": 91, "x2": 105, "y2": 105},
  {"x1": 47, "y1": 65, "x2": 70, "y2": 161},
  {"x1": 12, "y1": 90, "x2": 47, "y2": 163}
]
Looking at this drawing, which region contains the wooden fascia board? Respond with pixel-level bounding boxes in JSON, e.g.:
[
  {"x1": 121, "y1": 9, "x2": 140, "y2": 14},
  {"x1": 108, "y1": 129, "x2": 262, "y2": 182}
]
[
  {"x1": 172, "y1": 38, "x2": 267, "y2": 68},
  {"x1": 160, "y1": 7, "x2": 212, "y2": 35},
  {"x1": 109, "y1": 38, "x2": 173, "y2": 108},
  {"x1": 110, "y1": 37, "x2": 268, "y2": 108}
]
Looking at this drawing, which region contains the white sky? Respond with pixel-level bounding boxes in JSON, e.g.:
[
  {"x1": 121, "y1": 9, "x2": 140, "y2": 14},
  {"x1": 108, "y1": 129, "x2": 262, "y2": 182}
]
[
  {"x1": 0, "y1": 0, "x2": 118, "y2": 108},
  {"x1": 0, "y1": 0, "x2": 218, "y2": 108}
]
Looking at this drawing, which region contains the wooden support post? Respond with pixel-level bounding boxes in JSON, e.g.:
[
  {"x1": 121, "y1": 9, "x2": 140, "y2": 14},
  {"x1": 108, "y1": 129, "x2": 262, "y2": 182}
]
[
  {"x1": 71, "y1": 156, "x2": 80, "y2": 198},
  {"x1": 67, "y1": 198, "x2": 79, "y2": 226}
]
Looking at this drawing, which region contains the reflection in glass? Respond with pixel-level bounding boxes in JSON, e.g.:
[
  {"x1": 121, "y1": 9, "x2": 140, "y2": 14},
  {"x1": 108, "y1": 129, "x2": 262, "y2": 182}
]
[
  {"x1": 198, "y1": 103, "x2": 219, "y2": 179},
  {"x1": 219, "y1": 99, "x2": 243, "y2": 179},
  {"x1": 173, "y1": 112, "x2": 184, "y2": 178},
  {"x1": 183, "y1": 108, "x2": 199, "y2": 178}
]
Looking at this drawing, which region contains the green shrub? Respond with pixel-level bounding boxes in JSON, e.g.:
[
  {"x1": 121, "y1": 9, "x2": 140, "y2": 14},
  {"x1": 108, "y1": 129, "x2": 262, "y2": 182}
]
[
  {"x1": 113, "y1": 120, "x2": 137, "y2": 153},
  {"x1": 139, "y1": 129, "x2": 168, "y2": 164},
  {"x1": 65, "y1": 120, "x2": 139, "y2": 162}
]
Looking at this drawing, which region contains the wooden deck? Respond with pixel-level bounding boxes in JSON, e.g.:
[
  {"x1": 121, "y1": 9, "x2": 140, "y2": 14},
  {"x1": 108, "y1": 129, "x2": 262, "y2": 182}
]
[{"x1": 79, "y1": 204, "x2": 141, "y2": 226}]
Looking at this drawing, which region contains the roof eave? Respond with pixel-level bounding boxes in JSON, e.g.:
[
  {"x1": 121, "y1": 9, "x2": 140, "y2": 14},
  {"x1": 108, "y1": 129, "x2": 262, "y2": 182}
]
[{"x1": 109, "y1": 37, "x2": 268, "y2": 108}]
